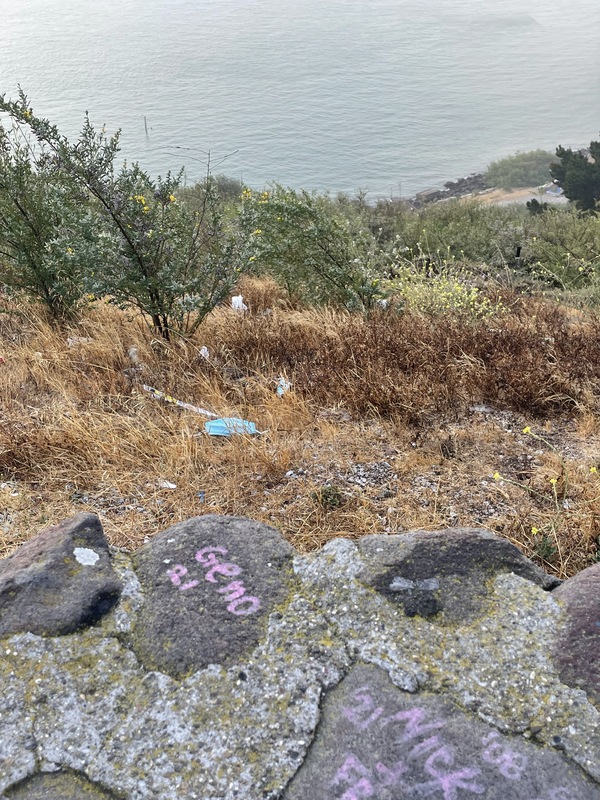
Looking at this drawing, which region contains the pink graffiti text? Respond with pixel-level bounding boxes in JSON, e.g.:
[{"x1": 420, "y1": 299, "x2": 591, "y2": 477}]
[
  {"x1": 166, "y1": 546, "x2": 260, "y2": 615},
  {"x1": 335, "y1": 686, "x2": 552, "y2": 799}
]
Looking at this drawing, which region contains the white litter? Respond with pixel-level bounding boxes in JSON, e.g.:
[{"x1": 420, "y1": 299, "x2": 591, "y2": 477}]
[
  {"x1": 276, "y1": 376, "x2": 291, "y2": 397},
  {"x1": 66, "y1": 336, "x2": 92, "y2": 347},
  {"x1": 143, "y1": 384, "x2": 217, "y2": 418},
  {"x1": 73, "y1": 548, "x2": 100, "y2": 566}
]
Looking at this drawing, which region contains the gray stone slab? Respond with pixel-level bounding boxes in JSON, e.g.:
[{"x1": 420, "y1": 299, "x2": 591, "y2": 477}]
[
  {"x1": 5, "y1": 770, "x2": 117, "y2": 799},
  {"x1": 285, "y1": 664, "x2": 600, "y2": 800},
  {"x1": 0, "y1": 513, "x2": 122, "y2": 637},
  {"x1": 357, "y1": 528, "x2": 559, "y2": 622},
  {"x1": 553, "y1": 562, "x2": 600, "y2": 707},
  {"x1": 131, "y1": 515, "x2": 295, "y2": 677}
]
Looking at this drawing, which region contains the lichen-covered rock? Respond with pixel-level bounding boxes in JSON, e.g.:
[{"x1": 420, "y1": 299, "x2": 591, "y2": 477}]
[
  {"x1": 130, "y1": 515, "x2": 295, "y2": 677},
  {"x1": 357, "y1": 528, "x2": 560, "y2": 622},
  {"x1": 284, "y1": 664, "x2": 600, "y2": 800},
  {"x1": 5, "y1": 770, "x2": 117, "y2": 799},
  {"x1": 553, "y1": 562, "x2": 600, "y2": 706},
  {"x1": 0, "y1": 516, "x2": 599, "y2": 800},
  {"x1": 0, "y1": 513, "x2": 122, "y2": 636}
]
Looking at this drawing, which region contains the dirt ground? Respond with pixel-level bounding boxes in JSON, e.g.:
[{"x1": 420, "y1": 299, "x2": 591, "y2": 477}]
[{"x1": 475, "y1": 186, "x2": 567, "y2": 206}]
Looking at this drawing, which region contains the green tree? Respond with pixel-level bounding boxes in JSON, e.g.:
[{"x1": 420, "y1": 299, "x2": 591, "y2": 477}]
[
  {"x1": 0, "y1": 92, "x2": 243, "y2": 339},
  {"x1": 0, "y1": 123, "x2": 99, "y2": 318},
  {"x1": 550, "y1": 140, "x2": 600, "y2": 213}
]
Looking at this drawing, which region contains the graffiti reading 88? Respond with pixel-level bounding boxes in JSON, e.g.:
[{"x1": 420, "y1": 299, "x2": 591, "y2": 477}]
[
  {"x1": 166, "y1": 545, "x2": 261, "y2": 616},
  {"x1": 332, "y1": 685, "x2": 570, "y2": 800}
]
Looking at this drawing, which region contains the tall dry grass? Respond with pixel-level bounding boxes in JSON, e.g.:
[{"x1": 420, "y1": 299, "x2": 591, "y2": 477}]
[{"x1": 1, "y1": 282, "x2": 599, "y2": 576}]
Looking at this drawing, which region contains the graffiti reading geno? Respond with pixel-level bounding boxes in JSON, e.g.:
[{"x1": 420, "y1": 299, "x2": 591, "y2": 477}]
[{"x1": 166, "y1": 545, "x2": 261, "y2": 616}]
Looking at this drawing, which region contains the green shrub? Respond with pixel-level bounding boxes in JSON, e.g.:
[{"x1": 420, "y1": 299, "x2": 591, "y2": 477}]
[
  {"x1": 311, "y1": 485, "x2": 344, "y2": 510},
  {"x1": 551, "y1": 140, "x2": 600, "y2": 212},
  {"x1": 485, "y1": 150, "x2": 556, "y2": 190},
  {"x1": 80, "y1": 163, "x2": 243, "y2": 339},
  {"x1": 371, "y1": 199, "x2": 527, "y2": 270},
  {"x1": 0, "y1": 124, "x2": 100, "y2": 318},
  {"x1": 384, "y1": 265, "x2": 505, "y2": 320},
  {"x1": 525, "y1": 208, "x2": 600, "y2": 291},
  {"x1": 238, "y1": 185, "x2": 383, "y2": 310},
  {"x1": 0, "y1": 92, "x2": 243, "y2": 339}
]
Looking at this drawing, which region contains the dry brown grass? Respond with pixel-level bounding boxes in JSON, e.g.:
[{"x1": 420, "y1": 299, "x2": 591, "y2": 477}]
[{"x1": 1, "y1": 281, "x2": 599, "y2": 578}]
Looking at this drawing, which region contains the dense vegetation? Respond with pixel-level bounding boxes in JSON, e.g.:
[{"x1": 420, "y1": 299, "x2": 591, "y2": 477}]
[
  {"x1": 1, "y1": 96, "x2": 599, "y2": 577},
  {"x1": 0, "y1": 94, "x2": 599, "y2": 334},
  {"x1": 484, "y1": 149, "x2": 556, "y2": 190}
]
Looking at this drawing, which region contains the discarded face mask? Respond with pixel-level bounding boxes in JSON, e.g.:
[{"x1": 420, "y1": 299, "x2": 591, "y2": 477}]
[{"x1": 204, "y1": 417, "x2": 260, "y2": 437}]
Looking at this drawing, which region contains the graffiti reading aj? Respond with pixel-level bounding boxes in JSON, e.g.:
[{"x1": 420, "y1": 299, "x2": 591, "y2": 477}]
[
  {"x1": 332, "y1": 685, "x2": 570, "y2": 800},
  {"x1": 166, "y1": 546, "x2": 261, "y2": 616}
]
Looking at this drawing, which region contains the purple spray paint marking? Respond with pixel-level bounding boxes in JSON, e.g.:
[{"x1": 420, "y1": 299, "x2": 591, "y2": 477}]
[
  {"x1": 481, "y1": 731, "x2": 527, "y2": 780},
  {"x1": 166, "y1": 564, "x2": 199, "y2": 591},
  {"x1": 416, "y1": 746, "x2": 485, "y2": 800},
  {"x1": 342, "y1": 687, "x2": 446, "y2": 743},
  {"x1": 331, "y1": 747, "x2": 486, "y2": 800},
  {"x1": 195, "y1": 546, "x2": 228, "y2": 566},
  {"x1": 331, "y1": 755, "x2": 375, "y2": 800},
  {"x1": 166, "y1": 545, "x2": 261, "y2": 615},
  {"x1": 333, "y1": 685, "x2": 546, "y2": 800}
]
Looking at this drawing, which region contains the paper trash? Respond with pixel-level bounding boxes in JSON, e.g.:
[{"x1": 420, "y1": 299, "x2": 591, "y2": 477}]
[{"x1": 157, "y1": 480, "x2": 177, "y2": 490}]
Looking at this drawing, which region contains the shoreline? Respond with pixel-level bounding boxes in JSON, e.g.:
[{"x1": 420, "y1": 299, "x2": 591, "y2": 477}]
[{"x1": 409, "y1": 173, "x2": 567, "y2": 208}]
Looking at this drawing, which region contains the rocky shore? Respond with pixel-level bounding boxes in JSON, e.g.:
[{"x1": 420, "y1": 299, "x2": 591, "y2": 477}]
[{"x1": 412, "y1": 173, "x2": 489, "y2": 206}]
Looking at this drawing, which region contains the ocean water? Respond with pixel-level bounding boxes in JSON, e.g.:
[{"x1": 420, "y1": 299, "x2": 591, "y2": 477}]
[{"x1": 0, "y1": 0, "x2": 599, "y2": 198}]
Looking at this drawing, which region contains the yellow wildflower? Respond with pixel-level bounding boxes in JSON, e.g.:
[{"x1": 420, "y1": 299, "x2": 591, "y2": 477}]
[
  {"x1": 531, "y1": 527, "x2": 539, "y2": 535},
  {"x1": 169, "y1": 194, "x2": 176, "y2": 203},
  {"x1": 549, "y1": 478, "x2": 558, "y2": 485},
  {"x1": 590, "y1": 466, "x2": 597, "y2": 474},
  {"x1": 522, "y1": 426, "x2": 531, "y2": 434},
  {"x1": 493, "y1": 472, "x2": 502, "y2": 481}
]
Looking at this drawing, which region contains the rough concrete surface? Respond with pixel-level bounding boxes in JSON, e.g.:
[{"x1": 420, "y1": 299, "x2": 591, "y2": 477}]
[
  {"x1": 285, "y1": 664, "x2": 600, "y2": 799},
  {"x1": 0, "y1": 514, "x2": 598, "y2": 799}
]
